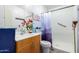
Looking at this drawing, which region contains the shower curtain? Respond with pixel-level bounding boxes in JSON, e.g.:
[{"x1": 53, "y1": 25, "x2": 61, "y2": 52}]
[{"x1": 40, "y1": 12, "x2": 52, "y2": 44}]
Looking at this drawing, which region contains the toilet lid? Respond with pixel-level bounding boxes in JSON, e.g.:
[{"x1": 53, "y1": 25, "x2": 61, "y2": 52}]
[{"x1": 41, "y1": 40, "x2": 51, "y2": 47}]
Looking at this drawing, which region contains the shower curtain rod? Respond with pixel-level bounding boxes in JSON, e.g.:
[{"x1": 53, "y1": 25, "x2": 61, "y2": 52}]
[
  {"x1": 41, "y1": 5, "x2": 75, "y2": 14},
  {"x1": 30, "y1": 5, "x2": 75, "y2": 16}
]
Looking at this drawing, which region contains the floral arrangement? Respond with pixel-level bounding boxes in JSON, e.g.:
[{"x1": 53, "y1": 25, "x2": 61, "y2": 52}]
[
  {"x1": 18, "y1": 18, "x2": 33, "y2": 33},
  {"x1": 17, "y1": 15, "x2": 40, "y2": 34}
]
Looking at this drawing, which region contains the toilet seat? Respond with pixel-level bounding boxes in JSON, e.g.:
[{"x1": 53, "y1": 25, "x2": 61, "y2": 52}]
[{"x1": 41, "y1": 40, "x2": 51, "y2": 47}]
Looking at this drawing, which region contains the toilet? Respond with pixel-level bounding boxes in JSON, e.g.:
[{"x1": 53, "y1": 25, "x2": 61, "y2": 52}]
[{"x1": 41, "y1": 40, "x2": 51, "y2": 53}]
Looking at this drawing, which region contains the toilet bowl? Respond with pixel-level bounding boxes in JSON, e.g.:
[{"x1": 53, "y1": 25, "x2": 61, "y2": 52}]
[{"x1": 41, "y1": 40, "x2": 51, "y2": 53}]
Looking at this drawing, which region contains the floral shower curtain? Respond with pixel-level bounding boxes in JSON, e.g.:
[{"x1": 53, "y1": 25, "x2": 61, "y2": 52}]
[{"x1": 40, "y1": 12, "x2": 52, "y2": 44}]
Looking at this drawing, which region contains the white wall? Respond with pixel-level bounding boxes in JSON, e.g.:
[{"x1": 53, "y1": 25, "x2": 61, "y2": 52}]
[
  {"x1": 10, "y1": 6, "x2": 32, "y2": 28},
  {"x1": 4, "y1": 6, "x2": 14, "y2": 28},
  {"x1": 11, "y1": 5, "x2": 47, "y2": 28},
  {"x1": 51, "y1": 6, "x2": 77, "y2": 52},
  {"x1": 0, "y1": 5, "x2": 4, "y2": 28},
  {"x1": 0, "y1": 5, "x2": 28, "y2": 28},
  {"x1": 23, "y1": 5, "x2": 47, "y2": 15},
  {"x1": 0, "y1": 5, "x2": 47, "y2": 28},
  {"x1": 31, "y1": 5, "x2": 47, "y2": 15}
]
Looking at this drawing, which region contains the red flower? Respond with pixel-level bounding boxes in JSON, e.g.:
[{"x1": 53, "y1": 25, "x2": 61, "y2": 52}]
[
  {"x1": 29, "y1": 19, "x2": 33, "y2": 23},
  {"x1": 20, "y1": 18, "x2": 33, "y2": 27}
]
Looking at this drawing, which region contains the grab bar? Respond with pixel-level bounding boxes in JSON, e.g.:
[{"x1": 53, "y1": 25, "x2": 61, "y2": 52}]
[{"x1": 57, "y1": 22, "x2": 67, "y2": 28}]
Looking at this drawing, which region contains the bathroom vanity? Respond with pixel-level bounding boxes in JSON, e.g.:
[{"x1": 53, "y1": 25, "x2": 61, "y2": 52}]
[{"x1": 15, "y1": 33, "x2": 41, "y2": 53}]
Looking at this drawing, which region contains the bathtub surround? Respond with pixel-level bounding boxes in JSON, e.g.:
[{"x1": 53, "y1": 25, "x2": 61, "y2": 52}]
[{"x1": 50, "y1": 5, "x2": 79, "y2": 53}]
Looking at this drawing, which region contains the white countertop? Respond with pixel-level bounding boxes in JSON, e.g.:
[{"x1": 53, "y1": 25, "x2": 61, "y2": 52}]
[{"x1": 15, "y1": 32, "x2": 41, "y2": 41}]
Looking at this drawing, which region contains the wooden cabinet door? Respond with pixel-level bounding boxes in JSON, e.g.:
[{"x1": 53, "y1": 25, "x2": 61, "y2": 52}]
[
  {"x1": 16, "y1": 38, "x2": 32, "y2": 53},
  {"x1": 17, "y1": 43, "x2": 32, "y2": 53},
  {"x1": 32, "y1": 35, "x2": 40, "y2": 53},
  {"x1": 16, "y1": 35, "x2": 41, "y2": 53}
]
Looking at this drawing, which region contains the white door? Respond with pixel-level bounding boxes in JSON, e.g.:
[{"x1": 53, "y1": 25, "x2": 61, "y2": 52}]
[{"x1": 51, "y1": 6, "x2": 77, "y2": 52}]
